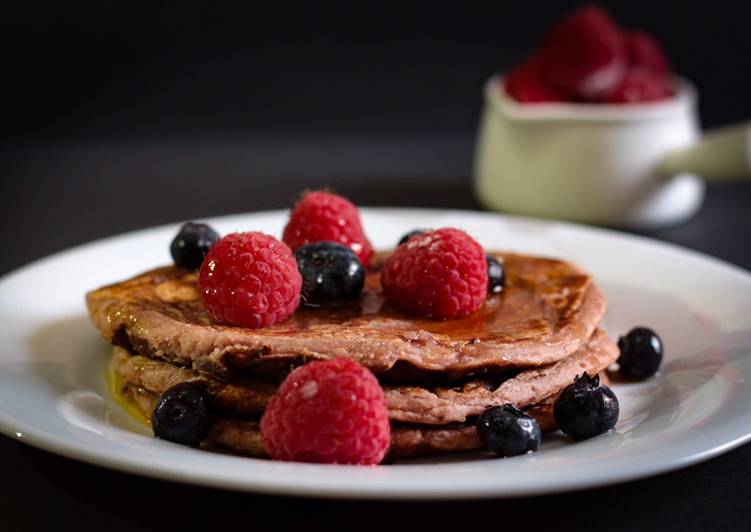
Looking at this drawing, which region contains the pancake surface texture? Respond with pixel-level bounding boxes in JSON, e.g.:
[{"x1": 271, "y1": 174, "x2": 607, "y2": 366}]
[{"x1": 88, "y1": 252, "x2": 606, "y2": 380}]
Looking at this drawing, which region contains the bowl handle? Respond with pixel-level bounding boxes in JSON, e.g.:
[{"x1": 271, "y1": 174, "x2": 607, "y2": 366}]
[{"x1": 658, "y1": 122, "x2": 751, "y2": 180}]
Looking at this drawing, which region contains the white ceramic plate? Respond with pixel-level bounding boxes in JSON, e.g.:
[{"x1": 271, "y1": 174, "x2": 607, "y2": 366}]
[{"x1": 1, "y1": 208, "x2": 750, "y2": 499}]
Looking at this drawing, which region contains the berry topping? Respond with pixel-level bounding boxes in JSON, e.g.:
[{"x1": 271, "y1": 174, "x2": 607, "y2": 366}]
[
  {"x1": 397, "y1": 228, "x2": 428, "y2": 246},
  {"x1": 599, "y1": 68, "x2": 673, "y2": 103},
  {"x1": 617, "y1": 327, "x2": 663, "y2": 379},
  {"x1": 260, "y1": 358, "x2": 391, "y2": 464},
  {"x1": 504, "y1": 56, "x2": 564, "y2": 103},
  {"x1": 553, "y1": 373, "x2": 619, "y2": 441},
  {"x1": 538, "y1": 5, "x2": 626, "y2": 99},
  {"x1": 486, "y1": 254, "x2": 505, "y2": 295},
  {"x1": 295, "y1": 241, "x2": 365, "y2": 305},
  {"x1": 623, "y1": 30, "x2": 670, "y2": 75},
  {"x1": 151, "y1": 382, "x2": 212, "y2": 447},
  {"x1": 283, "y1": 191, "x2": 374, "y2": 268},
  {"x1": 381, "y1": 228, "x2": 488, "y2": 319},
  {"x1": 198, "y1": 232, "x2": 302, "y2": 328},
  {"x1": 170, "y1": 222, "x2": 220, "y2": 270},
  {"x1": 477, "y1": 404, "x2": 541, "y2": 457}
]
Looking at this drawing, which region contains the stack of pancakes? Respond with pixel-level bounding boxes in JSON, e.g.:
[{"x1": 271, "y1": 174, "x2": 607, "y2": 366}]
[{"x1": 86, "y1": 251, "x2": 618, "y2": 458}]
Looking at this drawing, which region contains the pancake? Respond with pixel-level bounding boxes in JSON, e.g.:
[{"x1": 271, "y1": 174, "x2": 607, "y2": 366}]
[
  {"x1": 118, "y1": 384, "x2": 487, "y2": 459},
  {"x1": 111, "y1": 328, "x2": 617, "y2": 426},
  {"x1": 88, "y1": 252, "x2": 606, "y2": 381},
  {"x1": 116, "y1": 375, "x2": 608, "y2": 459}
]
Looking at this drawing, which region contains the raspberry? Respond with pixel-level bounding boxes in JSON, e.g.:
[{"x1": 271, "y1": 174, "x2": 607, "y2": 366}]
[
  {"x1": 538, "y1": 5, "x2": 626, "y2": 100},
  {"x1": 504, "y1": 56, "x2": 564, "y2": 104},
  {"x1": 381, "y1": 228, "x2": 488, "y2": 319},
  {"x1": 623, "y1": 30, "x2": 669, "y2": 75},
  {"x1": 260, "y1": 359, "x2": 391, "y2": 464},
  {"x1": 282, "y1": 191, "x2": 374, "y2": 268},
  {"x1": 198, "y1": 232, "x2": 301, "y2": 328},
  {"x1": 599, "y1": 69, "x2": 674, "y2": 104}
]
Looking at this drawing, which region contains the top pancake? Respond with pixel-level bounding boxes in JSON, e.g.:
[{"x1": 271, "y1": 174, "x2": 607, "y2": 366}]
[{"x1": 86, "y1": 251, "x2": 606, "y2": 381}]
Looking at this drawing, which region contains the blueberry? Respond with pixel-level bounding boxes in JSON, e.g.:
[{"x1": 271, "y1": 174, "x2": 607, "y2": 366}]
[
  {"x1": 397, "y1": 229, "x2": 428, "y2": 246},
  {"x1": 294, "y1": 241, "x2": 365, "y2": 305},
  {"x1": 477, "y1": 404, "x2": 541, "y2": 457},
  {"x1": 553, "y1": 373, "x2": 619, "y2": 441},
  {"x1": 170, "y1": 222, "x2": 220, "y2": 270},
  {"x1": 151, "y1": 382, "x2": 212, "y2": 447},
  {"x1": 486, "y1": 254, "x2": 505, "y2": 294},
  {"x1": 617, "y1": 327, "x2": 663, "y2": 380}
]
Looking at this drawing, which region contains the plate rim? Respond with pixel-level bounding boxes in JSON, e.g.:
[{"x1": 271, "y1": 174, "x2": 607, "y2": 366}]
[
  {"x1": 2, "y1": 206, "x2": 750, "y2": 284},
  {"x1": 2, "y1": 405, "x2": 751, "y2": 500}
]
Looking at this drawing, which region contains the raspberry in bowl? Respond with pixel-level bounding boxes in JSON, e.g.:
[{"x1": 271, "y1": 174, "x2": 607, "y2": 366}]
[
  {"x1": 474, "y1": 5, "x2": 750, "y2": 228},
  {"x1": 505, "y1": 6, "x2": 673, "y2": 105}
]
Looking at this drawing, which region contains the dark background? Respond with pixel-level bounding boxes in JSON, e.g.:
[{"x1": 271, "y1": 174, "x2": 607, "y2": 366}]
[
  {"x1": 2, "y1": 0, "x2": 750, "y2": 272},
  {"x1": 2, "y1": 0, "x2": 749, "y2": 140},
  {"x1": 1, "y1": 2, "x2": 751, "y2": 531}
]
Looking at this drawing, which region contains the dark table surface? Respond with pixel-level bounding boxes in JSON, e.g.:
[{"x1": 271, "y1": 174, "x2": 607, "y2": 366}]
[{"x1": 1, "y1": 136, "x2": 750, "y2": 531}]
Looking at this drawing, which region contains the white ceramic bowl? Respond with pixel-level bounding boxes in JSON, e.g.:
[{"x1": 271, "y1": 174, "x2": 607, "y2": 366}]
[{"x1": 473, "y1": 76, "x2": 704, "y2": 228}]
